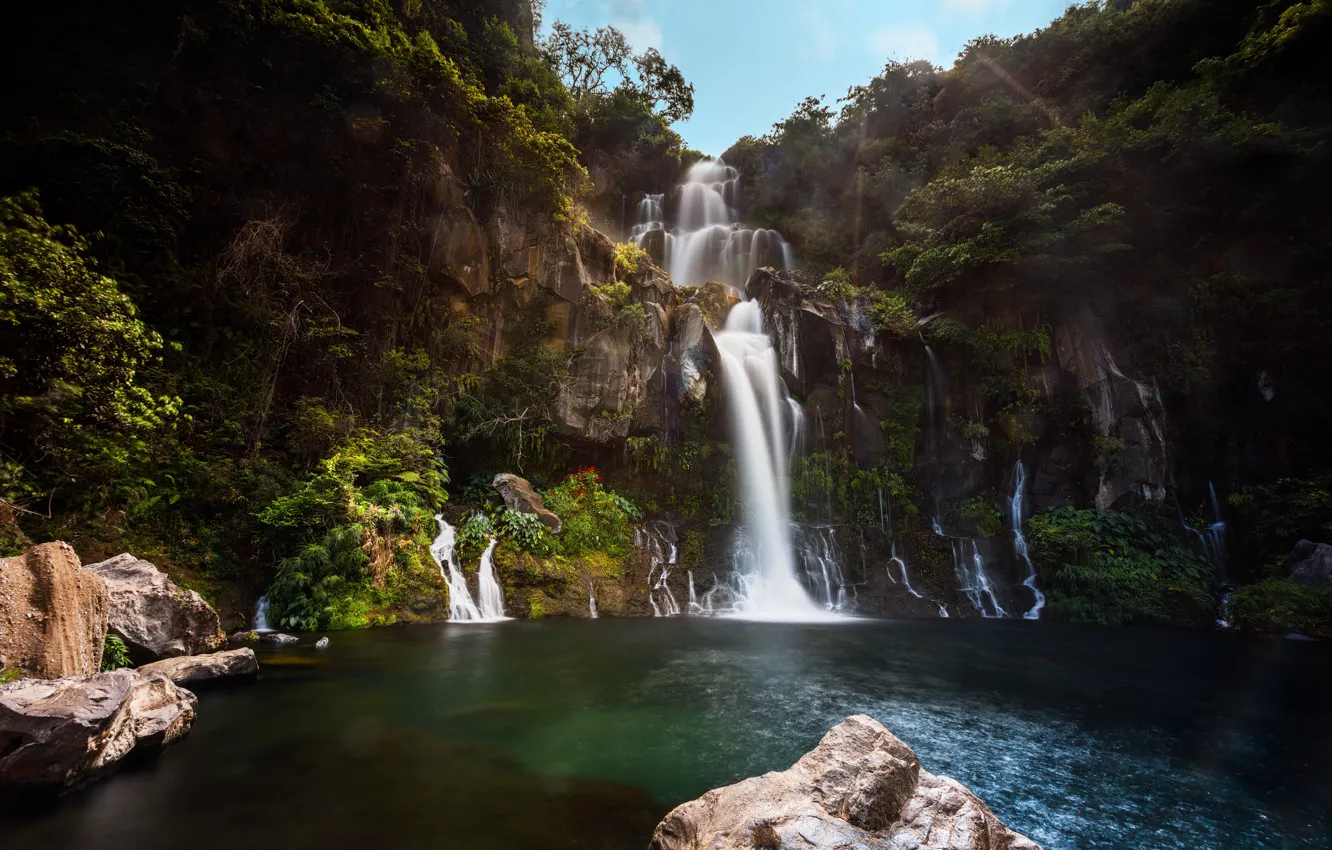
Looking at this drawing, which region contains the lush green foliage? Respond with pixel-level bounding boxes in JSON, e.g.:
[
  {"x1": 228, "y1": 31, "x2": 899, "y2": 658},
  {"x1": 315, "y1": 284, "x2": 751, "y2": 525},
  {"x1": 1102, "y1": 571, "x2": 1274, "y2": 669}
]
[
  {"x1": 0, "y1": 193, "x2": 177, "y2": 501},
  {"x1": 100, "y1": 634, "x2": 134, "y2": 671},
  {"x1": 1227, "y1": 578, "x2": 1332, "y2": 638},
  {"x1": 1028, "y1": 506, "x2": 1215, "y2": 626},
  {"x1": 541, "y1": 468, "x2": 640, "y2": 556}
]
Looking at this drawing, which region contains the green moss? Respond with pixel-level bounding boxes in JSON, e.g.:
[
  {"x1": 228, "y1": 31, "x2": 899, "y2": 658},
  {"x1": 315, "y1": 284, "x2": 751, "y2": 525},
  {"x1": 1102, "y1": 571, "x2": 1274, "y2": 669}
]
[
  {"x1": 0, "y1": 667, "x2": 21, "y2": 685},
  {"x1": 1228, "y1": 579, "x2": 1332, "y2": 639}
]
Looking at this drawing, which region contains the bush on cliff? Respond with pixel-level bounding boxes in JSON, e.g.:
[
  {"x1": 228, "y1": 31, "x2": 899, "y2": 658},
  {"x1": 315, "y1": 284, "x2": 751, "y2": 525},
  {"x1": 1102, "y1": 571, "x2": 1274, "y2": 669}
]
[
  {"x1": 1028, "y1": 506, "x2": 1215, "y2": 626},
  {"x1": 1227, "y1": 578, "x2": 1332, "y2": 639}
]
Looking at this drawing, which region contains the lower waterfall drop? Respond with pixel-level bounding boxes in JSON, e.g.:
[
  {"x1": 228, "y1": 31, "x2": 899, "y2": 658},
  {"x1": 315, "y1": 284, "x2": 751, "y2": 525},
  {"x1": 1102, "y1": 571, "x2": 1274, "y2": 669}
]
[
  {"x1": 253, "y1": 595, "x2": 274, "y2": 632},
  {"x1": 715, "y1": 301, "x2": 831, "y2": 620},
  {"x1": 476, "y1": 538, "x2": 507, "y2": 621},
  {"x1": 1010, "y1": 462, "x2": 1047, "y2": 619}
]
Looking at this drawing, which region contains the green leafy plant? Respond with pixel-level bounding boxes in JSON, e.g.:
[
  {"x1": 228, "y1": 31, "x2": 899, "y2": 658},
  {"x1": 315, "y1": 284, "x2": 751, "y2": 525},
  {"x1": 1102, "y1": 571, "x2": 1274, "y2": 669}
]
[
  {"x1": 497, "y1": 509, "x2": 554, "y2": 555},
  {"x1": 0, "y1": 666, "x2": 22, "y2": 685},
  {"x1": 1227, "y1": 579, "x2": 1332, "y2": 639},
  {"x1": 100, "y1": 634, "x2": 133, "y2": 671},
  {"x1": 542, "y1": 467, "x2": 640, "y2": 556}
]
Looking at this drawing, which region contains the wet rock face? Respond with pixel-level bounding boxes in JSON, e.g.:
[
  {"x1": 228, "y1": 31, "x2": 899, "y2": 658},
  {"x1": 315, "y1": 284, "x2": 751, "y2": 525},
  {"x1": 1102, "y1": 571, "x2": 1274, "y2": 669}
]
[
  {"x1": 136, "y1": 648, "x2": 259, "y2": 686},
  {"x1": 1288, "y1": 540, "x2": 1332, "y2": 587},
  {"x1": 84, "y1": 554, "x2": 226, "y2": 661},
  {"x1": 0, "y1": 542, "x2": 108, "y2": 679},
  {"x1": 650, "y1": 715, "x2": 1040, "y2": 850},
  {"x1": 492, "y1": 473, "x2": 563, "y2": 533},
  {"x1": 0, "y1": 669, "x2": 196, "y2": 790}
]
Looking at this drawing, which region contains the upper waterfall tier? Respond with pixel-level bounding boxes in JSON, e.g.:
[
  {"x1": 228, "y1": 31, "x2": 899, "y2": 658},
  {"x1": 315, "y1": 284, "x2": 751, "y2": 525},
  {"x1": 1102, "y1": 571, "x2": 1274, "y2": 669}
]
[{"x1": 632, "y1": 159, "x2": 793, "y2": 289}]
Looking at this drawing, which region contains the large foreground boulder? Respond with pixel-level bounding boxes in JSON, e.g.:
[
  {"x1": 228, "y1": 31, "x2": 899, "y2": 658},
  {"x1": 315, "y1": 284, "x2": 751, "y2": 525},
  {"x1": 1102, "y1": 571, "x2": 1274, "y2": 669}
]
[
  {"x1": 0, "y1": 669, "x2": 196, "y2": 790},
  {"x1": 136, "y1": 648, "x2": 258, "y2": 686},
  {"x1": 650, "y1": 715, "x2": 1040, "y2": 850},
  {"x1": 0, "y1": 542, "x2": 108, "y2": 678},
  {"x1": 492, "y1": 474, "x2": 562, "y2": 533},
  {"x1": 84, "y1": 554, "x2": 226, "y2": 660},
  {"x1": 1287, "y1": 540, "x2": 1332, "y2": 588}
]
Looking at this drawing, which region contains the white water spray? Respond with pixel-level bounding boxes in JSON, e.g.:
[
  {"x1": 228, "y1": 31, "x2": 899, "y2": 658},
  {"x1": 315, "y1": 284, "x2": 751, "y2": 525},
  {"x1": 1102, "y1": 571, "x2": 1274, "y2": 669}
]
[{"x1": 1010, "y1": 462, "x2": 1047, "y2": 620}]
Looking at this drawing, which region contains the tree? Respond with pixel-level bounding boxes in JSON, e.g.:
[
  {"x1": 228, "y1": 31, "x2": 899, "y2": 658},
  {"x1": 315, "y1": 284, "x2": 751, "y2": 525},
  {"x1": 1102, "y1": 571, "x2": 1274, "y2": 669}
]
[{"x1": 541, "y1": 22, "x2": 695, "y2": 124}]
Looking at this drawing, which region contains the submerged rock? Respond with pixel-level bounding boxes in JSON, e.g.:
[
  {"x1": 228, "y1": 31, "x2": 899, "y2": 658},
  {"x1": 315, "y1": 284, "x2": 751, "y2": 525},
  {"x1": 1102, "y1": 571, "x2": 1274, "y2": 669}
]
[
  {"x1": 0, "y1": 669, "x2": 196, "y2": 790},
  {"x1": 315, "y1": 637, "x2": 330, "y2": 649},
  {"x1": 84, "y1": 554, "x2": 226, "y2": 660},
  {"x1": 260, "y1": 632, "x2": 299, "y2": 645},
  {"x1": 1287, "y1": 540, "x2": 1332, "y2": 588},
  {"x1": 649, "y1": 715, "x2": 1040, "y2": 850},
  {"x1": 0, "y1": 542, "x2": 108, "y2": 679},
  {"x1": 136, "y1": 648, "x2": 258, "y2": 686},
  {"x1": 492, "y1": 473, "x2": 563, "y2": 532}
]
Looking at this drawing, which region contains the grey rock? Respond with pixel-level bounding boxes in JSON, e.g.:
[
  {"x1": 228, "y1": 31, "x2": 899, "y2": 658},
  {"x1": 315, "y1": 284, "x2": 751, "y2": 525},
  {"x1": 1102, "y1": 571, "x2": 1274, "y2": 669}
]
[
  {"x1": 0, "y1": 542, "x2": 108, "y2": 679},
  {"x1": 136, "y1": 648, "x2": 258, "y2": 685},
  {"x1": 649, "y1": 714, "x2": 1040, "y2": 850},
  {"x1": 492, "y1": 473, "x2": 563, "y2": 533},
  {"x1": 0, "y1": 669, "x2": 196, "y2": 790},
  {"x1": 260, "y1": 632, "x2": 299, "y2": 645},
  {"x1": 227, "y1": 630, "x2": 260, "y2": 647},
  {"x1": 84, "y1": 554, "x2": 226, "y2": 661},
  {"x1": 1287, "y1": 540, "x2": 1332, "y2": 587},
  {"x1": 315, "y1": 637, "x2": 330, "y2": 649}
]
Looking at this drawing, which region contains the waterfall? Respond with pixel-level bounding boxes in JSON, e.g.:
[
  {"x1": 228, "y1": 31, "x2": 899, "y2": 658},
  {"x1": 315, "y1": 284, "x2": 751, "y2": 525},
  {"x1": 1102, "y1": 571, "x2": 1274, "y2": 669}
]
[
  {"x1": 253, "y1": 595, "x2": 273, "y2": 633},
  {"x1": 588, "y1": 582, "x2": 599, "y2": 619},
  {"x1": 715, "y1": 302, "x2": 829, "y2": 620},
  {"x1": 923, "y1": 343, "x2": 1008, "y2": 618},
  {"x1": 1010, "y1": 462, "x2": 1047, "y2": 620},
  {"x1": 889, "y1": 542, "x2": 949, "y2": 619},
  {"x1": 429, "y1": 515, "x2": 486, "y2": 622},
  {"x1": 638, "y1": 522, "x2": 682, "y2": 616},
  {"x1": 632, "y1": 159, "x2": 793, "y2": 289},
  {"x1": 476, "y1": 539, "x2": 507, "y2": 621}
]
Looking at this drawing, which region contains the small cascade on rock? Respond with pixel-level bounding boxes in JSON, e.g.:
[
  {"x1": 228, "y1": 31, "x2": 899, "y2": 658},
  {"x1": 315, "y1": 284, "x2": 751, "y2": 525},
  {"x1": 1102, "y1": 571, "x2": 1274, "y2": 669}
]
[
  {"x1": 476, "y1": 538, "x2": 508, "y2": 621},
  {"x1": 889, "y1": 541, "x2": 949, "y2": 619},
  {"x1": 687, "y1": 570, "x2": 703, "y2": 614},
  {"x1": 633, "y1": 159, "x2": 793, "y2": 289},
  {"x1": 637, "y1": 522, "x2": 682, "y2": 616},
  {"x1": 253, "y1": 595, "x2": 273, "y2": 632},
  {"x1": 429, "y1": 515, "x2": 486, "y2": 622},
  {"x1": 1010, "y1": 462, "x2": 1047, "y2": 620},
  {"x1": 795, "y1": 526, "x2": 849, "y2": 612},
  {"x1": 588, "y1": 582, "x2": 599, "y2": 619},
  {"x1": 923, "y1": 342, "x2": 1008, "y2": 618},
  {"x1": 715, "y1": 302, "x2": 829, "y2": 620}
]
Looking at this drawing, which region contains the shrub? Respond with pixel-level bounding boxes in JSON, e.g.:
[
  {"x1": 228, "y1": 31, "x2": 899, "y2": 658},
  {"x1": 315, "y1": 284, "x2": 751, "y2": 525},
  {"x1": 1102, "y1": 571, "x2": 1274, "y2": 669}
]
[
  {"x1": 867, "y1": 291, "x2": 916, "y2": 339},
  {"x1": 496, "y1": 509, "x2": 554, "y2": 555},
  {"x1": 542, "y1": 467, "x2": 640, "y2": 556},
  {"x1": 1228, "y1": 579, "x2": 1332, "y2": 639},
  {"x1": 100, "y1": 634, "x2": 134, "y2": 670},
  {"x1": 1028, "y1": 506, "x2": 1215, "y2": 626},
  {"x1": 614, "y1": 242, "x2": 650, "y2": 279}
]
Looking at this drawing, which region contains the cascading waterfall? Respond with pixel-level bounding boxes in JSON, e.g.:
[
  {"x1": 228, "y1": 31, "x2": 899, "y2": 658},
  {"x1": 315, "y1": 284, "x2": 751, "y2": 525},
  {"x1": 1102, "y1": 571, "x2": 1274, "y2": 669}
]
[
  {"x1": 715, "y1": 302, "x2": 830, "y2": 620},
  {"x1": 253, "y1": 596, "x2": 273, "y2": 632},
  {"x1": 1010, "y1": 462, "x2": 1047, "y2": 620},
  {"x1": 795, "y1": 526, "x2": 849, "y2": 612},
  {"x1": 475, "y1": 538, "x2": 507, "y2": 620},
  {"x1": 923, "y1": 341, "x2": 1008, "y2": 618},
  {"x1": 632, "y1": 159, "x2": 793, "y2": 289},
  {"x1": 638, "y1": 522, "x2": 682, "y2": 617},
  {"x1": 588, "y1": 582, "x2": 599, "y2": 619},
  {"x1": 429, "y1": 515, "x2": 486, "y2": 622}
]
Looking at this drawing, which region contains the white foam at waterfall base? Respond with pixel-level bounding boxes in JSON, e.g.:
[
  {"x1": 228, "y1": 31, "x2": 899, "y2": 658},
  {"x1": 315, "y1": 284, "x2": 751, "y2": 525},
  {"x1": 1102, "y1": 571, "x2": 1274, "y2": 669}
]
[{"x1": 715, "y1": 301, "x2": 840, "y2": 622}]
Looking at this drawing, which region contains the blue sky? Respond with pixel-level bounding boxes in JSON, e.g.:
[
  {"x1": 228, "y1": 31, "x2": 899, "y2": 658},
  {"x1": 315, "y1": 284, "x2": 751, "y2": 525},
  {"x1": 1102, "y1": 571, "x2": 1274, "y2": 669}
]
[{"x1": 540, "y1": 0, "x2": 1073, "y2": 154}]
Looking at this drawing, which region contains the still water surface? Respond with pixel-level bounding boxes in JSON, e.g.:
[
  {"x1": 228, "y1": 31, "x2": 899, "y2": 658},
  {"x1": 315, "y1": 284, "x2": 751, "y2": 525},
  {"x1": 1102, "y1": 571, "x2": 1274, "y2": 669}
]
[{"x1": 8, "y1": 619, "x2": 1332, "y2": 849}]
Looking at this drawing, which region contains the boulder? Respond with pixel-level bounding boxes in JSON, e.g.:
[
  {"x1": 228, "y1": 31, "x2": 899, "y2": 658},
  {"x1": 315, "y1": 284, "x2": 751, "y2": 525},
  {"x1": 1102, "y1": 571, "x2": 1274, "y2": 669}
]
[
  {"x1": 0, "y1": 669, "x2": 196, "y2": 790},
  {"x1": 315, "y1": 637, "x2": 330, "y2": 649},
  {"x1": 1287, "y1": 540, "x2": 1332, "y2": 587},
  {"x1": 492, "y1": 473, "x2": 563, "y2": 533},
  {"x1": 649, "y1": 715, "x2": 1040, "y2": 850},
  {"x1": 136, "y1": 648, "x2": 258, "y2": 686},
  {"x1": 0, "y1": 542, "x2": 108, "y2": 679},
  {"x1": 260, "y1": 632, "x2": 299, "y2": 645},
  {"x1": 84, "y1": 554, "x2": 226, "y2": 661},
  {"x1": 228, "y1": 630, "x2": 260, "y2": 647}
]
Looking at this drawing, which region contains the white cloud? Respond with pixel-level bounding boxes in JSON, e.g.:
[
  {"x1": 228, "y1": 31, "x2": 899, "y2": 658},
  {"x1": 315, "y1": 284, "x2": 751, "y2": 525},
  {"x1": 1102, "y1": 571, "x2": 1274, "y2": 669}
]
[
  {"x1": 869, "y1": 25, "x2": 940, "y2": 63},
  {"x1": 616, "y1": 17, "x2": 663, "y2": 51}
]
